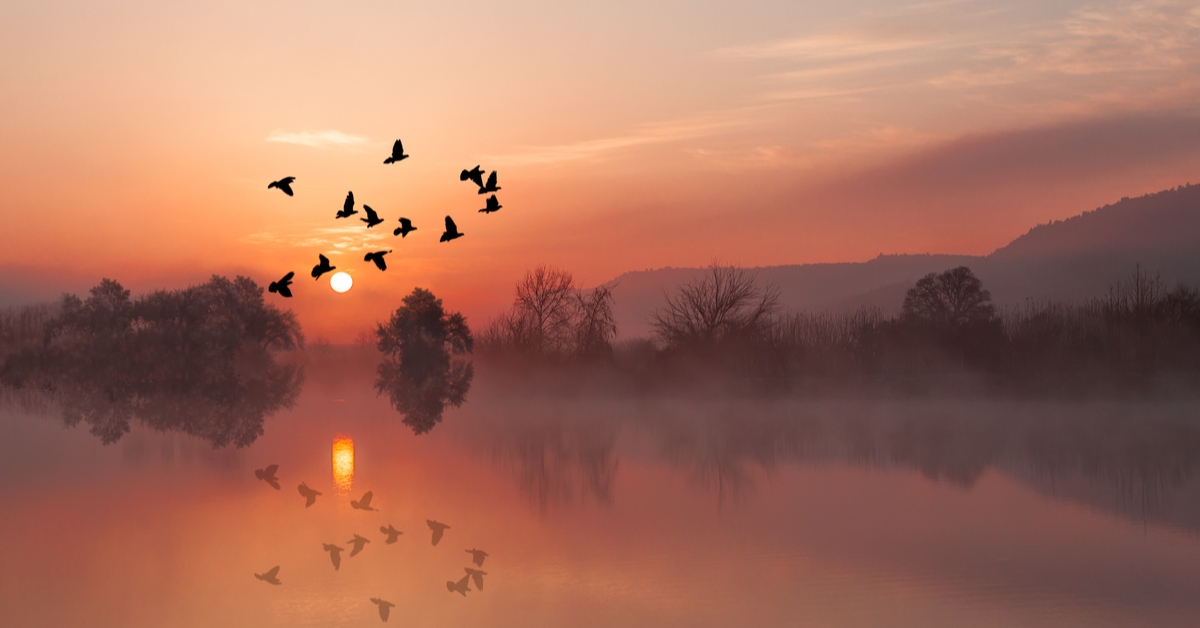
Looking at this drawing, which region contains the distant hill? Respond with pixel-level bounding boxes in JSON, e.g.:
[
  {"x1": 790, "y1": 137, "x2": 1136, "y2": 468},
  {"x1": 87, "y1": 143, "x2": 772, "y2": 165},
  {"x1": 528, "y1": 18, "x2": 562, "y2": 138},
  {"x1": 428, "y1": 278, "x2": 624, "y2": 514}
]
[{"x1": 608, "y1": 183, "x2": 1200, "y2": 339}]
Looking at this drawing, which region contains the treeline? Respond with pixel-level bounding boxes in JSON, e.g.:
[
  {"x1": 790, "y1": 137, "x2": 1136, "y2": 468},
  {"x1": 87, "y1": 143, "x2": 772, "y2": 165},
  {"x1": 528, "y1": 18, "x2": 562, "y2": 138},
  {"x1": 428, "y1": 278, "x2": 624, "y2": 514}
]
[{"x1": 478, "y1": 264, "x2": 1200, "y2": 394}]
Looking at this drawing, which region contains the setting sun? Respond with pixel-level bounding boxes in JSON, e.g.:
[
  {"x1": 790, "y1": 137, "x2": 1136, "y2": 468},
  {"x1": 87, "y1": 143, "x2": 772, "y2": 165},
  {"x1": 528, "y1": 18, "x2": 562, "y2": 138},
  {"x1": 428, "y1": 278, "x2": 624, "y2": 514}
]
[{"x1": 330, "y1": 272, "x2": 353, "y2": 293}]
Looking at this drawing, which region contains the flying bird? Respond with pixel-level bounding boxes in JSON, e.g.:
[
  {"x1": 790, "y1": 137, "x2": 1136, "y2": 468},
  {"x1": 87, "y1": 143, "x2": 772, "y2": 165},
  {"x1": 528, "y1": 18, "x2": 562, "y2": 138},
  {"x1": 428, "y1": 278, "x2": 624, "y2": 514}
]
[
  {"x1": 427, "y1": 520, "x2": 450, "y2": 546},
  {"x1": 464, "y1": 567, "x2": 487, "y2": 591},
  {"x1": 383, "y1": 139, "x2": 409, "y2": 164},
  {"x1": 268, "y1": 177, "x2": 295, "y2": 196},
  {"x1": 323, "y1": 543, "x2": 344, "y2": 571},
  {"x1": 370, "y1": 598, "x2": 396, "y2": 622},
  {"x1": 350, "y1": 491, "x2": 376, "y2": 511},
  {"x1": 337, "y1": 191, "x2": 358, "y2": 219},
  {"x1": 361, "y1": 205, "x2": 384, "y2": 228},
  {"x1": 348, "y1": 534, "x2": 371, "y2": 557},
  {"x1": 268, "y1": 272, "x2": 294, "y2": 298},
  {"x1": 477, "y1": 170, "x2": 500, "y2": 194},
  {"x1": 364, "y1": 250, "x2": 391, "y2": 271},
  {"x1": 255, "y1": 464, "x2": 281, "y2": 490},
  {"x1": 380, "y1": 524, "x2": 403, "y2": 544},
  {"x1": 439, "y1": 216, "x2": 464, "y2": 242},
  {"x1": 446, "y1": 573, "x2": 471, "y2": 596},
  {"x1": 460, "y1": 165, "x2": 485, "y2": 188},
  {"x1": 312, "y1": 254, "x2": 336, "y2": 280},
  {"x1": 393, "y1": 217, "x2": 416, "y2": 238},
  {"x1": 478, "y1": 195, "x2": 501, "y2": 214},
  {"x1": 298, "y1": 482, "x2": 321, "y2": 508},
  {"x1": 465, "y1": 548, "x2": 488, "y2": 567},
  {"x1": 254, "y1": 566, "x2": 282, "y2": 585}
]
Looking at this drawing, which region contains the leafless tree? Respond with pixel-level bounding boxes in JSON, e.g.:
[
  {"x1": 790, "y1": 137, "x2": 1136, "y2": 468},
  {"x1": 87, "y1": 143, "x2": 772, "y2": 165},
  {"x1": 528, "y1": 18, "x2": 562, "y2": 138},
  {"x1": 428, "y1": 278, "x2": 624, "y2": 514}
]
[
  {"x1": 574, "y1": 285, "x2": 618, "y2": 359},
  {"x1": 514, "y1": 266, "x2": 578, "y2": 354},
  {"x1": 651, "y1": 264, "x2": 779, "y2": 350},
  {"x1": 480, "y1": 267, "x2": 618, "y2": 360}
]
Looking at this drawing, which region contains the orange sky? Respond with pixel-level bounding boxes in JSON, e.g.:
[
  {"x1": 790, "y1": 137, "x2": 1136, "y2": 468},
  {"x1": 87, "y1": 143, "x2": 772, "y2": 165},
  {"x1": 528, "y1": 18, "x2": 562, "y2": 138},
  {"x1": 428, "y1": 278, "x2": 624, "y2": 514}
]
[{"x1": 3, "y1": 0, "x2": 1200, "y2": 340}]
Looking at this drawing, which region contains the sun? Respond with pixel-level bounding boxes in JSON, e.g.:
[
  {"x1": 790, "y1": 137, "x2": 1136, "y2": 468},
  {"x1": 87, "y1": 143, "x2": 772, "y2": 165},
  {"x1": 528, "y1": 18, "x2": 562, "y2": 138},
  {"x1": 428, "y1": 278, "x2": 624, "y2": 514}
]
[{"x1": 330, "y1": 272, "x2": 353, "y2": 293}]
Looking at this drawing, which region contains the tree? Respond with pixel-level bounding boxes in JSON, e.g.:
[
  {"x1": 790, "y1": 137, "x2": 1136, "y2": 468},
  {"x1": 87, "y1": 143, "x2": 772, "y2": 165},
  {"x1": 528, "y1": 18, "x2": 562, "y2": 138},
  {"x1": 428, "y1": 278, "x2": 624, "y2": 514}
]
[
  {"x1": 651, "y1": 264, "x2": 779, "y2": 351},
  {"x1": 479, "y1": 266, "x2": 617, "y2": 361},
  {"x1": 374, "y1": 288, "x2": 474, "y2": 434},
  {"x1": 902, "y1": 266, "x2": 996, "y2": 329}
]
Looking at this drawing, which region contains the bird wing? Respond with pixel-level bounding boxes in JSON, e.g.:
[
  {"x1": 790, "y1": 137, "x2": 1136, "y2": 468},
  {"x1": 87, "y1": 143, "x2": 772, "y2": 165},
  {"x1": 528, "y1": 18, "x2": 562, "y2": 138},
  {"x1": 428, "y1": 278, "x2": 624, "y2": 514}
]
[
  {"x1": 393, "y1": 139, "x2": 403, "y2": 156},
  {"x1": 399, "y1": 218, "x2": 412, "y2": 228},
  {"x1": 266, "y1": 478, "x2": 281, "y2": 490},
  {"x1": 364, "y1": 206, "x2": 378, "y2": 221},
  {"x1": 278, "y1": 284, "x2": 292, "y2": 297},
  {"x1": 264, "y1": 464, "x2": 278, "y2": 477},
  {"x1": 374, "y1": 253, "x2": 387, "y2": 270},
  {"x1": 281, "y1": 177, "x2": 295, "y2": 185},
  {"x1": 379, "y1": 604, "x2": 390, "y2": 621},
  {"x1": 264, "y1": 566, "x2": 280, "y2": 578},
  {"x1": 444, "y1": 216, "x2": 457, "y2": 232},
  {"x1": 359, "y1": 491, "x2": 373, "y2": 507},
  {"x1": 345, "y1": 191, "x2": 354, "y2": 212},
  {"x1": 304, "y1": 492, "x2": 317, "y2": 507},
  {"x1": 319, "y1": 254, "x2": 330, "y2": 267},
  {"x1": 486, "y1": 171, "x2": 497, "y2": 188},
  {"x1": 281, "y1": 271, "x2": 294, "y2": 283}
]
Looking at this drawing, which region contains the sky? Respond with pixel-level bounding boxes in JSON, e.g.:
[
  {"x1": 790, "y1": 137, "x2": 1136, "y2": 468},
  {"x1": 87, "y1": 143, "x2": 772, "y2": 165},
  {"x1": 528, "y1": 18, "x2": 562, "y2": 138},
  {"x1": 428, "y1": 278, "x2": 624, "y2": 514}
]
[{"x1": 2, "y1": 0, "x2": 1200, "y2": 340}]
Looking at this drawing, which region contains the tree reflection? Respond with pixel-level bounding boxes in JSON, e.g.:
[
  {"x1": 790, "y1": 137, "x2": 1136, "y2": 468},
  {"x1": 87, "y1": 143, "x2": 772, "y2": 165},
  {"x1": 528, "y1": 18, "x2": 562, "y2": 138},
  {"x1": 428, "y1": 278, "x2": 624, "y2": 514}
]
[
  {"x1": 0, "y1": 277, "x2": 303, "y2": 447},
  {"x1": 374, "y1": 288, "x2": 473, "y2": 434}
]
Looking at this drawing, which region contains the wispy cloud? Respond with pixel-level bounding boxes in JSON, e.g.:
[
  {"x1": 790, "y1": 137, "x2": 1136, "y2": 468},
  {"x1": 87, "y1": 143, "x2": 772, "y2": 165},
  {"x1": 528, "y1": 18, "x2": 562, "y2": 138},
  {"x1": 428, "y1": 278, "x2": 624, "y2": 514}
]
[
  {"x1": 264, "y1": 129, "x2": 371, "y2": 149},
  {"x1": 242, "y1": 225, "x2": 388, "y2": 252}
]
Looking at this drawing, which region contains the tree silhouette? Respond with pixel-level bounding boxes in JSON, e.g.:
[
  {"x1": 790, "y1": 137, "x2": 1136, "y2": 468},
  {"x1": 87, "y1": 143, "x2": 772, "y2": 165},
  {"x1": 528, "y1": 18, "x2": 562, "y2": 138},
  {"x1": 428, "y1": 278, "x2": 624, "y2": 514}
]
[{"x1": 902, "y1": 266, "x2": 995, "y2": 329}]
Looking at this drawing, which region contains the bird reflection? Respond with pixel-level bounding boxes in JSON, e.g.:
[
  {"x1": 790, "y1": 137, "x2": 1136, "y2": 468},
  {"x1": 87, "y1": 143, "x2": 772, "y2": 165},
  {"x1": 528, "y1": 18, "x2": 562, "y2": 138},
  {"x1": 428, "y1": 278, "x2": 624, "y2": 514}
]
[
  {"x1": 446, "y1": 573, "x2": 471, "y2": 596},
  {"x1": 464, "y1": 567, "x2": 487, "y2": 591},
  {"x1": 348, "y1": 534, "x2": 371, "y2": 557},
  {"x1": 371, "y1": 597, "x2": 396, "y2": 622},
  {"x1": 465, "y1": 548, "x2": 488, "y2": 567},
  {"x1": 255, "y1": 464, "x2": 281, "y2": 490},
  {"x1": 380, "y1": 524, "x2": 403, "y2": 544},
  {"x1": 427, "y1": 520, "x2": 449, "y2": 546},
  {"x1": 351, "y1": 491, "x2": 376, "y2": 511},
  {"x1": 254, "y1": 566, "x2": 282, "y2": 585},
  {"x1": 323, "y1": 543, "x2": 344, "y2": 571},
  {"x1": 298, "y1": 482, "x2": 322, "y2": 508}
]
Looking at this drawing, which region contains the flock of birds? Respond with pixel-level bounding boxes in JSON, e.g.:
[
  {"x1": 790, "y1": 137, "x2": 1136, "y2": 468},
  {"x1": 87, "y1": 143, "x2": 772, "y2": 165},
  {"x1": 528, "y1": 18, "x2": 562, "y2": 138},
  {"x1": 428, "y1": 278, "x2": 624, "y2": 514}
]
[
  {"x1": 265, "y1": 139, "x2": 504, "y2": 298},
  {"x1": 252, "y1": 463, "x2": 489, "y2": 623}
]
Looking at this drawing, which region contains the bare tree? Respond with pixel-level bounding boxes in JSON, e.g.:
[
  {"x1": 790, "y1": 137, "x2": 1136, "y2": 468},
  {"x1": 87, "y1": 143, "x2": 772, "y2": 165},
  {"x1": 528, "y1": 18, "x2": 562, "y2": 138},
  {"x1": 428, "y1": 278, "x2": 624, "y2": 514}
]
[
  {"x1": 902, "y1": 266, "x2": 995, "y2": 329},
  {"x1": 651, "y1": 265, "x2": 779, "y2": 351},
  {"x1": 514, "y1": 266, "x2": 578, "y2": 354},
  {"x1": 573, "y1": 285, "x2": 618, "y2": 359}
]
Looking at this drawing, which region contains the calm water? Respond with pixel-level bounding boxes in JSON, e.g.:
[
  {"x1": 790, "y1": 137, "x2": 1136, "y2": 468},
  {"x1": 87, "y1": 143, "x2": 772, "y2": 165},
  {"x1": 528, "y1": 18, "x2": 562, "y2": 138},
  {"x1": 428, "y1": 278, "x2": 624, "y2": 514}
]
[{"x1": 3, "y1": 365, "x2": 1200, "y2": 627}]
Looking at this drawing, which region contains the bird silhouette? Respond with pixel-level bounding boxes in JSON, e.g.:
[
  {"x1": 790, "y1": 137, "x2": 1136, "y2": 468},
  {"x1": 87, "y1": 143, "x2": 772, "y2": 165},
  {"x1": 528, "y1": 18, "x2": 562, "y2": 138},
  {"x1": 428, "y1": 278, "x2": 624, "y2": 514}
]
[
  {"x1": 427, "y1": 520, "x2": 450, "y2": 546},
  {"x1": 350, "y1": 491, "x2": 376, "y2": 511},
  {"x1": 477, "y1": 171, "x2": 500, "y2": 194},
  {"x1": 380, "y1": 524, "x2": 403, "y2": 544},
  {"x1": 361, "y1": 205, "x2": 384, "y2": 228},
  {"x1": 323, "y1": 543, "x2": 344, "y2": 571},
  {"x1": 439, "y1": 216, "x2": 464, "y2": 242},
  {"x1": 393, "y1": 217, "x2": 416, "y2": 237},
  {"x1": 465, "y1": 548, "x2": 488, "y2": 567},
  {"x1": 268, "y1": 272, "x2": 294, "y2": 298},
  {"x1": 312, "y1": 254, "x2": 336, "y2": 280},
  {"x1": 364, "y1": 250, "x2": 391, "y2": 271},
  {"x1": 348, "y1": 534, "x2": 371, "y2": 557},
  {"x1": 460, "y1": 165, "x2": 485, "y2": 188},
  {"x1": 255, "y1": 464, "x2": 281, "y2": 490},
  {"x1": 268, "y1": 177, "x2": 295, "y2": 196},
  {"x1": 337, "y1": 191, "x2": 358, "y2": 219},
  {"x1": 254, "y1": 565, "x2": 282, "y2": 585},
  {"x1": 298, "y1": 482, "x2": 322, "y2": 508},
  {"x1": 383, "y1": 139, "x2": 408, "y2": 164},
  {"x1": 464, "y1": 567, "x2": 487, "y2": 591},
  {"x1": 478, "y1": 195, "x2": 502, "y2": 214},
  {"x1": 370, "y1": 598, "x2": 396, "y2": 622},
  {"x1": 446, "y1": 573, "x2": 471, "y2": 596}
]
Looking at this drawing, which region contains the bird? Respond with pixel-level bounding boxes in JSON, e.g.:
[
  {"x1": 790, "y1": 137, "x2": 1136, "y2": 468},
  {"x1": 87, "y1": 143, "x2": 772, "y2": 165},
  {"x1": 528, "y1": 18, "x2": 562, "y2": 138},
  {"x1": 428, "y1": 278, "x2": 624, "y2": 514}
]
[
  {"x1": 380, "y1": 524, "x2": 403, "y2": 544},
  {"x1": 370, "y1": 598, "x2": 396, "y2": 622},
  {"x1": 364, "y1": 250, "x2": 391, "y2": 271},
  {"x1": 312, "y1": 254, "x2": 336, "y2": 280},
  {"x1": 361, "y1": 205, "x2": 384, "y2": 228},
  {"x1": 393, "y1": 217, "x2": 416, "y2": 238},
  {"x1": 350, "y1": 491, "x2": 376, "y2": 511},
  {"x1": 268, "y1": 272, "x2": 294, "y2": 298},
  {"x1": 427, "y1": 520, "x2": 450, "y2": 546},
  {"x1": 477, "y1": 170, "x2": 500, "y2": 194},
  {"x1": 323, "y1": 543, "x2": 344, "y2": 571},
  {"x1": 460, "y1": 165, "x2": 485, "y2": 188},
  {"x1": 446, "y1": 573, "x2": 471, "y2": 596},
  {"x1": 464, "y1": 567, "x2": 487, "y2": 591},
  {"x1": 348, "y1": 534, "x2": 371, "y2": 557},
  {"x1": 268, "y1": 177, "x2": 295, "y2": 196},
  {"x1": 255, "y1": 464, "x2": 281, "y2": 490},
  {"x1": 439, "y1": 216, "x2": 464, "y2": 242},
  {"x1": 478, "y1": 195, "x2": 501, "y2": 214},
  {"x1": 465, "y1": 548, "x2": 488, "y2": 567},
  {"x1": 298, "y1": 482, "x2": 321, "y2": 508},
  {"x1": 383, "y1": 139, "x2": 408, "y2": 164},
  {"x1": 337, "y1": 191, "x2": 358, "y2": 219},
  {"x1": 254, "y1": 566, "x2": 282, "y2": 585}
]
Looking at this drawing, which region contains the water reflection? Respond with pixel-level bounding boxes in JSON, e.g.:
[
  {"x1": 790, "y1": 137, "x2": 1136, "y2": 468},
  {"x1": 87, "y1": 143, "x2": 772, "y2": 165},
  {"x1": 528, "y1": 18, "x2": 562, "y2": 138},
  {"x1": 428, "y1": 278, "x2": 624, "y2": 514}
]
[{"x1": 332, "y1": 435, "x2": 354, "y2": 495}]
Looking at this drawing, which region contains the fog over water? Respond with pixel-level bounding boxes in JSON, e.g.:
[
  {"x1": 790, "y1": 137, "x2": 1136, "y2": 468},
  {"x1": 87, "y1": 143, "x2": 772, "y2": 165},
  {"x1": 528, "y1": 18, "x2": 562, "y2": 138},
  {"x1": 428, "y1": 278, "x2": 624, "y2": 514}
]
[{"x1": 2, "y1": 354, "x2": 1200, "y2": 627}]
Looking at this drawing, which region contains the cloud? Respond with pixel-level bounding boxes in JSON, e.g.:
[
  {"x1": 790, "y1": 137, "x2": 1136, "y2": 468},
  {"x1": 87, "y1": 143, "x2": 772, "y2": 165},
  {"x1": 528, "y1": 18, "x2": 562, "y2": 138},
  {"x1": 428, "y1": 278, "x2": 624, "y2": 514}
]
[
  {"x1": 264, "y1": 129, "x2": 371, "y2": 149},
  {"x1": 242, "y1": 225, "x2": 389, "y2": 252}
]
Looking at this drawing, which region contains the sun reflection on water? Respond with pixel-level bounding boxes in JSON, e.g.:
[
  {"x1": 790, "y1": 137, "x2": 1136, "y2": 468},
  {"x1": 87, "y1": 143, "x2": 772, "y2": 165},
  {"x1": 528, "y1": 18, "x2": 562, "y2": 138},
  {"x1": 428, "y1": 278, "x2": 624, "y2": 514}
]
[{"x1": 332, "y1": 435, "x2": 354, "y2": 494}]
